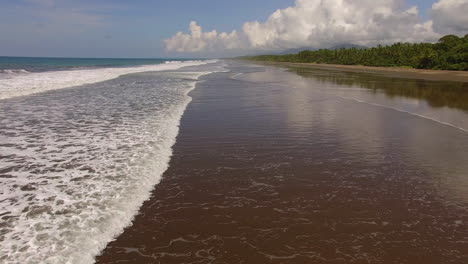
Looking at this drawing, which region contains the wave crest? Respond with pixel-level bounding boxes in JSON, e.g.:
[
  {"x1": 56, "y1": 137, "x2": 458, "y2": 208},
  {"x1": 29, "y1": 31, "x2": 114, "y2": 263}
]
[{"x1": 0, "y1": 60, "x2": 216, "y2": 100}]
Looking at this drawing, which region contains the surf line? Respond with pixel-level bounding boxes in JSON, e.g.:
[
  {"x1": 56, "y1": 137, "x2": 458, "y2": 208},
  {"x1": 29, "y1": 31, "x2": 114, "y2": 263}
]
[
  {"x1": 273, "y1": 82, "x2": 468, "y2": 134},
  {"x1": 335, "y1": 95, "x2": 468, "y2": 134}
]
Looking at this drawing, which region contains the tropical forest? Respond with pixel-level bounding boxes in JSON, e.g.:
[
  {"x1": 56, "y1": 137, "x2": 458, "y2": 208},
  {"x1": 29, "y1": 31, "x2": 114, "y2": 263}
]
[{"x1": 242, "y1": 34, "x2": 468, "y2": 71}]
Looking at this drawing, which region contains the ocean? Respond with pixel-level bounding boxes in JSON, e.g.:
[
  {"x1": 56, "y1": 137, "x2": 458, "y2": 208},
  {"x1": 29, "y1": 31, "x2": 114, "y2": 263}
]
[
  {"x1": 0, "y1": 56, "x2": 185, "y2": 73},
  {"x1": 2, "y1": 58, "x2": 468, "y2": 263},
  {"x1": 0, "y1": 57, "x2": 219, "y2": 100},
  {"x1": 0, "y1": 57, "x2": 225, "y2": 263}
]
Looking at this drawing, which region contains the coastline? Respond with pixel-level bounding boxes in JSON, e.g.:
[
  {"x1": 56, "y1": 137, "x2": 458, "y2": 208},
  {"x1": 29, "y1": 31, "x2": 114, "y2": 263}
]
[
  {"x1": 0, "y1": 64, "x2": 217, "y2": 263},
  {"x1": 96, "y1": 61, "x2": 468, "y2": 263},
  {"x1": 244, "y1": 61, "x2": 468, "y2": 83},
  {"x1": 0, "y1": 60, "x2": 211, "y2": 100}
]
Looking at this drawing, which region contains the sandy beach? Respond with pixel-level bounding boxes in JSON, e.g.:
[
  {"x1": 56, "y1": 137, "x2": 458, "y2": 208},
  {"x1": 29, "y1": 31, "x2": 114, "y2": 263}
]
[
  {"x1": 96, "y1": 61, "x2": 468, "y2": 263},
  {"x1": 250, "y1": 61, "x2": 468, "y2": 83},
  {"x1": 2, "y1": 1, "x2": 468, "y2": 263}
]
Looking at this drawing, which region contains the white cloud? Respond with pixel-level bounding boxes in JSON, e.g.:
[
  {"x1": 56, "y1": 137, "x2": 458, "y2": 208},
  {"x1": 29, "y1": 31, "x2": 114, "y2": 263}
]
[
  {"x1": 164, "y1": 21, "x2": 245, "y2": 53},
  {"x1": 165, "y1": 0, "x2": 466, "y2": 55},
  {"x1": 241, "y1": 0, "x2": 437, "y2": 50},
  {"x1": 431, "y1": 0, "x2": 468, "y2": 34}
]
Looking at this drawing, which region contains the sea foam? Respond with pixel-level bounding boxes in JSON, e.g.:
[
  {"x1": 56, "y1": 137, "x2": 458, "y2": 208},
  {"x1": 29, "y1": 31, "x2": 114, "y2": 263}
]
[
  {"x1": 0, "y1": 63, "x2": 221, "y2": 263},
  {"x1": 0, "y1": 60, "x2": 214, "y2": 100}
]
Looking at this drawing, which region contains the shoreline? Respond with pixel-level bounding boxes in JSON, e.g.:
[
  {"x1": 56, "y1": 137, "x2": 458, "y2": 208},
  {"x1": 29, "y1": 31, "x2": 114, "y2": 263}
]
[
  {"x1": 244, "y1": 61, "x2": 468, "y2": 82},
  {"x1": 96, "y1": 61, "x2": 468, "y2": 263}
]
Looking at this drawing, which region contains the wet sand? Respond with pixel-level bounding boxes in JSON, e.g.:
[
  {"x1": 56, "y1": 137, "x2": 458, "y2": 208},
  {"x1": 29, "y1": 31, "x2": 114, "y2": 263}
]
[
  {"x1": 251, "y1": 61, "x2": 468, "y2": 83},
  {"x1": 97, "y1": 62, "x2": 468, "y2": 263}
]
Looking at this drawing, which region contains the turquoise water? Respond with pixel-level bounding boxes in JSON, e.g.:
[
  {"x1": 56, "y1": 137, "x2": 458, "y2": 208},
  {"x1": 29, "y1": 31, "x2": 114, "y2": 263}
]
[{"x1": 0, "y1": 56, "x2": 192, "y2": 72}]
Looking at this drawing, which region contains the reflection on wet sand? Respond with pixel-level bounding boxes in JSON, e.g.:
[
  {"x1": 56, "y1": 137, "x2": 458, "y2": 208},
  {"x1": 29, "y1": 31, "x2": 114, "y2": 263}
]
[
  {"x1": 97, "y1": 62, "x2": 468, "y2": 264},
  {"x1": 287, "y1": 66, "x2": 468, "y2": 112}
]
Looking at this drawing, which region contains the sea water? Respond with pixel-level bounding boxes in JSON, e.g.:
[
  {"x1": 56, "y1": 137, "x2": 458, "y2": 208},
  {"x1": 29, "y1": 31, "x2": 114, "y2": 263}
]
[
  {"x1": 0, "y1": 57, "x2": 213, "y2": 100},
  {"x1": 0, "y1": 57, "x2": 225, "y2": 263}
]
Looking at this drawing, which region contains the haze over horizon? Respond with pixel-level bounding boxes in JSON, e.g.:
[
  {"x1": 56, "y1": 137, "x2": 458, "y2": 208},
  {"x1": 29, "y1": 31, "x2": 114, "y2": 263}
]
[{"x1": 1, "y1": 0, "x2": 467, "y2": 58}]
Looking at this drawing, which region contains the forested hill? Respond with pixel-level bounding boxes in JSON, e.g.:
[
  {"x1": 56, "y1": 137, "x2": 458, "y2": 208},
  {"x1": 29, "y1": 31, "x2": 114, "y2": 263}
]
[{"x1": 241, "y1": 35, "x2": 468, "y2": 71}]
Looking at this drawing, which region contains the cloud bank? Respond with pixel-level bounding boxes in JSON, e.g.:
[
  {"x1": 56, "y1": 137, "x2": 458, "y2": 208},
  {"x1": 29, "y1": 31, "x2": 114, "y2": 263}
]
[
  {"x1": 431, "y1": 0, "x2": 468, "y2": 34},
  {"x1": 164, "y1": 21, "x2": 245, "y2": 53},
  {"x1": 165, "y1": 0, "x2": 467, "y2": 55}
]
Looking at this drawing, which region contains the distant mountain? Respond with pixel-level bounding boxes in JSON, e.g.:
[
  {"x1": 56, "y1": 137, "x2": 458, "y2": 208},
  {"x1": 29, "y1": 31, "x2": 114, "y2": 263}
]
[
  {"x1": 276, "y1": 48, "x2": 317, "y2": 55},
  {"x1": 272, "y1": 44, "x2": 368, "y2": 55},
  {"x1": 330, "y1": 44, "x2": 367, "y2": 50},
  {"x1": 241, "y1": 44, "x2": 368, "y2": 57}
]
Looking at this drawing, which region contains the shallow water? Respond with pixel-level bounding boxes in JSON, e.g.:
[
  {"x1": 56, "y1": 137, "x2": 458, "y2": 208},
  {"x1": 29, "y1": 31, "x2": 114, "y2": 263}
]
[
  {"x1": 98, "y1": 62, "x2": 468, "y2": 263},
  {"x1": 0, "y1": 60, "x2": 211, "y2": 100},
  {"x1": 0, "y1": 62, "x2": 222, "y2": 263}
]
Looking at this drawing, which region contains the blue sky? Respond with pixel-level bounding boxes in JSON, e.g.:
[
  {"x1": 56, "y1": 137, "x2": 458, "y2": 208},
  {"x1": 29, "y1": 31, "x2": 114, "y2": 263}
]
[
  {"x1": 407, "y1": 0, "x2": 436, "y2": 17},
  {"x1": 0, "y1": 0, "x2": 443, "y2": 58}
]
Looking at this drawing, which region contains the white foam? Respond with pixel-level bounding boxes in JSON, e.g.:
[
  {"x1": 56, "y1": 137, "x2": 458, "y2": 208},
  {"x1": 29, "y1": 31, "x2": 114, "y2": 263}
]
[
  {"x1": 0, "y1": 69, "x2": 31, "y2": 74},
  {"x1": 0, "y1": 65, "x2": 223, "y2": 263},
  {"x1": 230, "y1": 73, "x2": 243, "y2": 79},
  {"x1": 0, "y1": 60, "x2": 216, "y2": 100}
]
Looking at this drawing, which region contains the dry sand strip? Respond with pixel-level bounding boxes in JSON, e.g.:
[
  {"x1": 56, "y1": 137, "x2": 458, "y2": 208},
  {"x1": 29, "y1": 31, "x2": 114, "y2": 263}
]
[{"x1": 249, "y1": 61, "x2": 468, "y2": 83}]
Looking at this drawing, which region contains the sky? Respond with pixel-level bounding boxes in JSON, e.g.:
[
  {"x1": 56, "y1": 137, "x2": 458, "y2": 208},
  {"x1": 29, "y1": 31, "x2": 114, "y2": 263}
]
[{"x1": 0, "y1": 0, "x2": 466, "y2": 58}]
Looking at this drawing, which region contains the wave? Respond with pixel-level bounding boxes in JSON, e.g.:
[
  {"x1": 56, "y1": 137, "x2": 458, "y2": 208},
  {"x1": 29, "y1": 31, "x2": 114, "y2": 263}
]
[
  {"x1": 0, "y1": 60, "x2": 216, "y2": 100},
  {"x1": 0, "y1": 66, "x2": 222, "y2": 263},
  {"x1": 0, "y1": 69, "x2": 31, "y2": 74}
]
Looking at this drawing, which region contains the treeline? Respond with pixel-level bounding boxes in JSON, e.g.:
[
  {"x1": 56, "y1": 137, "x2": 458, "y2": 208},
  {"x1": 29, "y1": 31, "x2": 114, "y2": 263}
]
[{"x1": 241, "y1": 35, "x2": 468, "y2": 71}]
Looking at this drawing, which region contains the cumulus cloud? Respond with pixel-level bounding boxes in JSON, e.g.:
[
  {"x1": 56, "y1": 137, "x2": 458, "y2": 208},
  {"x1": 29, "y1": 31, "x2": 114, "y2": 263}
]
[
  {"x1": 165, "y1": 0, "x2": 466, "y2": 54},
  {"x1": 164, "y1": 21, "x2": 245, "y2": 53},
  {"x1": 431, "y1": 0, "x2": 468, "y2": 34},
  {"x1": 241, "y1": 0, "x2": 437, "y2": 50}
]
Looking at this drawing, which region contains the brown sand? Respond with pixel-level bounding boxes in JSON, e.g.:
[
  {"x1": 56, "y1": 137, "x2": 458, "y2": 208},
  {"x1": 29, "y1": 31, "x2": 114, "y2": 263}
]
[
  {"x1": 248, "y1": 61, "x2": 468, "y2": 82},
  {"x1": 97, "y1": 62, "x2": 468, "y2": 263}
]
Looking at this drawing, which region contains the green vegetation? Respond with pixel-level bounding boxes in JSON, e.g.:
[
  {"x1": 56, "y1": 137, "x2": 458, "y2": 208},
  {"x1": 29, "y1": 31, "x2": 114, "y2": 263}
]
[{"x1": 241, "y1": 34, "x2": 468, "y2": 71}]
